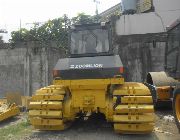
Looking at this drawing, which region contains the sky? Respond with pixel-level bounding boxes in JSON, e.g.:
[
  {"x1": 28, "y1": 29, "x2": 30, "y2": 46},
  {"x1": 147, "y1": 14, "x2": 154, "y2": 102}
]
[{"x1": 0, "y1": 0, "x2": 120, "y2": 42}]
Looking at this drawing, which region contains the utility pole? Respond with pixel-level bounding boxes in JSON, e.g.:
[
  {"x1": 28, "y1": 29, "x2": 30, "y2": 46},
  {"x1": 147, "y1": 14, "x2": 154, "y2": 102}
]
[
  {"x1": 19, "y1": 19, "x2": 22, "y2": 40},
  {"x1": 93, "y1": 0, "x2": 100, "y2": 15}
]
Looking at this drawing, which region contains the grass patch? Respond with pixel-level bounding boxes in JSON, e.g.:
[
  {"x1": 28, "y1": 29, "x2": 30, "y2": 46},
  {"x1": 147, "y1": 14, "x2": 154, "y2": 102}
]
[{"x1": 0, "y1": 118, "x2": 32, "y2": 140}]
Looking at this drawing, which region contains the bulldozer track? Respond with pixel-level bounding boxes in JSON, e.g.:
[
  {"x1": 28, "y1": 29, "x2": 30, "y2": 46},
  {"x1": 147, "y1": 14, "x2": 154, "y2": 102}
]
[
  {"x1": 113, "y1": 82, "x2": 155, "y2": 134},
  {"x1": 28, "y1": 81, "x2": 155, "y2": 134},
  {"x1": 29, "y1": 85, "x2": 69, "y2": 130}
]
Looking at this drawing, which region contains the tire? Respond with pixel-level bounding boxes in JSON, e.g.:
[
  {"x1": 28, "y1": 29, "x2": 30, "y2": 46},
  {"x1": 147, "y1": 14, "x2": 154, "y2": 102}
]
[{"x1": 173, "y1": 88, "x2": 180, "y2": 132}]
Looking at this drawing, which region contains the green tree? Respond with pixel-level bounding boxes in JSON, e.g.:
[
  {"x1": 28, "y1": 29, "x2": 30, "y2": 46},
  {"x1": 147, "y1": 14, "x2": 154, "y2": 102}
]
[
  {"x1": 11, "y1": 28, "x2": 29, "y2": 42},
  {"x1": 72, "y1": 13, "x2": 94, "y2": 24},
  {"x1": 10, "y1": 13, "x2": 95, "y2": 48},
  {"x1": 10, "y1": 18, "x2": 68, "y2": 48}
]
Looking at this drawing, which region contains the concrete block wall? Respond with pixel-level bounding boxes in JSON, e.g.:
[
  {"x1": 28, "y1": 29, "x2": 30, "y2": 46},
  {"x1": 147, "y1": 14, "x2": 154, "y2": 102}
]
[
  {"x1": 0, "y1": 38, "x2": 166, "y2": 97},
  {"x1": 113, "y1": 0, "x2": 177, "y2": 82},
  {"x1": 115, "y1": 34, "x2": 166, "y2": 82},
  {"x1": 0, "y1": 42, "x2": 65, "y2": 98}
]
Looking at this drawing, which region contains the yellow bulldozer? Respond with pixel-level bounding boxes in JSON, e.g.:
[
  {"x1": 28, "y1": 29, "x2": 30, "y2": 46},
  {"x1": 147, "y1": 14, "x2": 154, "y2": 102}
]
[{"x1": 28, "y1": 22, "x2": 155, "y2": 134}]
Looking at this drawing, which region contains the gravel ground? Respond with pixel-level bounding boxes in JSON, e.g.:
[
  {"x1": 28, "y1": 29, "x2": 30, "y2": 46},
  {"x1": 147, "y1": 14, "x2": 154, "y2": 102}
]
[
  {"x1": 25, "y1": 111, "x2": 180, "y2": 140},
  {"x1": 0, "y1": 110, "x2": 179, "y2": 140}
]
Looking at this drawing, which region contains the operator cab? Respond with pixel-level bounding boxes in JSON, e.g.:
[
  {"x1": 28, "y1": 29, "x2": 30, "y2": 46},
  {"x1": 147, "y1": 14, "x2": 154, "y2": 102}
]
[
  {"x1": 69, "y1": 22, "x2": 113, "y2": 57},
  {"x1": 53, "y1": 22, "x2": 123, "y2": 80}
]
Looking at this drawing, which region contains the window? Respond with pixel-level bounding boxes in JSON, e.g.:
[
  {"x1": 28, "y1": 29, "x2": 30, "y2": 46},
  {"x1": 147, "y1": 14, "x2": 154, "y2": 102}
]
[{"x1": 70, "y1": 29, "x2": 109, "y2": 55}]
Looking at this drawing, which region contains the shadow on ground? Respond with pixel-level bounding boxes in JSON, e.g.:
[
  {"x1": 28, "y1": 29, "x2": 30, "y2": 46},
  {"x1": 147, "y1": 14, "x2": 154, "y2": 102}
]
[
  {"x1": 0, "y1": 116, "x2": 20, "y2": 128},
  {"x1": 27, "y1": 113, "x2": 159, "y2": 140}
]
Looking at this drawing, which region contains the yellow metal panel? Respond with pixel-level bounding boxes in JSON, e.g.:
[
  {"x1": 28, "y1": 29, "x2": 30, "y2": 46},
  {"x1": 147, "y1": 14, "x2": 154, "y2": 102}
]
[
  {"x1": 50, "y1": 89, "x2": 65, "y2": 94},
  {"x1": 29, "y1": 110, "x2": 62, "y2": 118},
  {"x1": 156, "y1": 86, "x2": 171, "y2": 100},
  {"x1": 113, "y1": 114, "x2": 154, "y2": 123},
  {"x1": 53, "y1": 78, "x2": 124, "y2": 87},
  {"x1": 175, "y1": 93, "x2": 180, "y2": 122},
  {"x1": 36, "y1": 88, "x2": 65, "y2": 95},
  {"x1": 114, "y1": 123, "x2": 154, "y2": 134},
  {"x1": 31, "y1": 94, "x2": 64, "y2": 101},
  {"x1": 30, "y1": 118, "x2": 63, "y2": 126},
  {"x1": 72, "y1": 90, "x2": 106, "y2": 108},
  {"x1": 0, "y1": 98, "x2": 7, "y2": 104},
  {"x1": 113, "y1": 82, "x2": 150, "y2": 96},
  {"x1": 70, "y1": 79, "x2": 110, "y2": 85},
  {"x1": 110, "y1": 78, "x2": 124, "y2": 84},
  {"x1": 29, "y1": 101, "x2": 62, "y2": 110},
  {"x1": 113, "y1": 89, "x2": 150, "y2": 96},
  {"x1": 115, "y1": 105, "x2": 154, "y2": 114},
  {"x1": 36, "y1": 88, "x2": 51, "y2": 94},
  {"x1": 121, "y1": 96, "x2": 153, "y2": 104},
  {"x1": 0, "y1": 106, "x2": 20, "y2": 121},
  {"x1": 70, "y1": 85, "x2": 107, "y2": 90}
]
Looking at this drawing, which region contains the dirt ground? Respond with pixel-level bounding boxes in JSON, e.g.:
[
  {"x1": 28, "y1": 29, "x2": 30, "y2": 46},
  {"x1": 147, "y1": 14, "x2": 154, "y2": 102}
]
[{"x1": 0, "y1": 110, "x2": 180, "y2": 140}]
